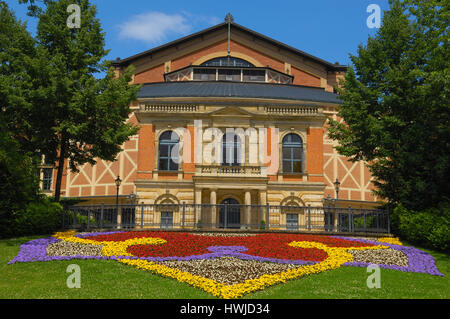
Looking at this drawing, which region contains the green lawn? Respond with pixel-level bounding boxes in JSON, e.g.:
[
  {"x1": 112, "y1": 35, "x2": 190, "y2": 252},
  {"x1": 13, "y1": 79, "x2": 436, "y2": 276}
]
[{"x1": 1, "y1": 235, "x2": 449, "y2": 299}]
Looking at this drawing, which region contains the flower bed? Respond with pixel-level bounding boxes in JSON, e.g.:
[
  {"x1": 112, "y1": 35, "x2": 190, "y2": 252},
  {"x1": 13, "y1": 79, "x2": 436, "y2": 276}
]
[{"x1": 8, "y1": 231, "x2": 443, "y2": 298}]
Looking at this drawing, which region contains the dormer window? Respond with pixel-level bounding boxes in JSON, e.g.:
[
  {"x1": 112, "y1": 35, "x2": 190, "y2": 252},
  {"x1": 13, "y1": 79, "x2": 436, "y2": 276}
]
[
  {"x1": 165, "y1": 58, "x2": 293, "y2": 84},
  {"x1": 218, "y1": 69, "x2": 240, "y2": 81},
  {"x1": 243, "y1": 69, "x2": 265, "y2": 82}
]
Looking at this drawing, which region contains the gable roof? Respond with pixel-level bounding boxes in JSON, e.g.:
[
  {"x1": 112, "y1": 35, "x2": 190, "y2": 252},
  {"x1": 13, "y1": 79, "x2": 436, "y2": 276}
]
[{"x1": 112, "y1": 22, "x2": 347, "y2": 72}]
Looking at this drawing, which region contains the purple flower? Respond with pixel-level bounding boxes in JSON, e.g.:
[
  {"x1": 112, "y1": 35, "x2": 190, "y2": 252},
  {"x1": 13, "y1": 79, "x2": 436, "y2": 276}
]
[{"x1": 333, "y1": 236, "x2": 444, "y2": 276}]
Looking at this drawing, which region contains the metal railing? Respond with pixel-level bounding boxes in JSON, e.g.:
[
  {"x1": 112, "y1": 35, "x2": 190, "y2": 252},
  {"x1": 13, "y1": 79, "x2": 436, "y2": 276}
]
[{"x1": 62, "y1": 203, "x2": 390, "y2": 234}]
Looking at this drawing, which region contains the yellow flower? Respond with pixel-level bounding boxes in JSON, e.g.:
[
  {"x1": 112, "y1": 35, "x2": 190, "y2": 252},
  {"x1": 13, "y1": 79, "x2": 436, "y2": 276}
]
[
  {"x1": 53, "y1": 232, "x2": 166, "y2": 256},
  {"x1": 377, "y1": 237, "x2": 402, "y2": 245}
]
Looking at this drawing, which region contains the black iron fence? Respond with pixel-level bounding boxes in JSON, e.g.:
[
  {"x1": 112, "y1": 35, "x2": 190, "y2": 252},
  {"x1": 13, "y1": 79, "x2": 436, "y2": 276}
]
[{"x1": 62, "y1": 203, "x2": 390, "y2": 234}]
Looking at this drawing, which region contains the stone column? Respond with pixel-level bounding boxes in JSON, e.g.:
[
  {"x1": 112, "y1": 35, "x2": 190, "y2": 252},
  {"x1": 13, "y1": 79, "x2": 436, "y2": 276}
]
[
  {"x1": 210, "y1": 189, "x2": 217, "y2": 228},
  {"x1": 259, "y1": 190, "x2": 267, "y2": 223},
  {"x1": 333, "y1": 212, "x2": 338, "y2": 231},
  {"x1": 245, "y1": 190, "x2": 251, "y2": 228},
  {"x1": 195, "y1": 189, "x2": 202, "y2": 227}
]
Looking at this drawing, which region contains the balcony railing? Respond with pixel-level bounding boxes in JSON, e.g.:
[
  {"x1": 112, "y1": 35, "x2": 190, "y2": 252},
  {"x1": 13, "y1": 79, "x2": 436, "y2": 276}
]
[
  {"x1": 196, "y1": 164, "x2": 263, "y2": 177},
  {"x1": 265, "y1": 105, "x2": 319, "y2": 116},
  {"x1": 140, "y1": 104, "x2": 198, "y2": 113}
]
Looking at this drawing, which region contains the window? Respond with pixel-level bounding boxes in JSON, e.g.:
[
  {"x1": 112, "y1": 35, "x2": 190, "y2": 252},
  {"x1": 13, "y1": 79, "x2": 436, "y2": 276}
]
[
  {"x1": 243, "y1": 69, "x2": 265, "y2": 82},
  {"x1": 222, "y1": 133, "x2": 241, "y2": 166},
  {"x1": 201, "y1": 57, "x2": 254, "y2": 67},
  {"x1": 218, "y1": 69, "x2": 240, "y2": 81},
  {"x1": 282, "y1": 133, "x2": 303, "y2": 173},
  {"x1": 42, "y1": 168, "x2": 53, "y2": 191},
  {"x1": 158, "y1": 131, "x2": 179, "y2": 171},
  {"x1": 193, "y1": 68, "x2": 216, "y2": 81}
]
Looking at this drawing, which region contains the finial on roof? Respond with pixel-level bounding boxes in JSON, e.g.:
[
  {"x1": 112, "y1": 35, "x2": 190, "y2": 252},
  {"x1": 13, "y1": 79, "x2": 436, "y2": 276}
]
[{"x1": 225, "y1": 13, "x2": 234, "y2": 23}]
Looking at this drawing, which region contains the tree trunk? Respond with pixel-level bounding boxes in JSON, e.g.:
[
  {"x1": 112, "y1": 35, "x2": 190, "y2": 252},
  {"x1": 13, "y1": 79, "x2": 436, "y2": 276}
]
[{"x1": 54, "y1": 138, "x2": 67, "y2": 202}]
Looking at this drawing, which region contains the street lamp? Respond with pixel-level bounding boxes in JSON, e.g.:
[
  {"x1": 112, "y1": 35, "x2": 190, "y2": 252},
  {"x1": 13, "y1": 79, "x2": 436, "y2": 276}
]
[
  {"x1": 115, "y1": 175, "x2": 122, "y2": 204},
  {"x1": 115, "y1": 176, "x2": 122, "y2": 222},
  {"x1": 333, "y1": 178, "x2": 340, "y2": 207}
]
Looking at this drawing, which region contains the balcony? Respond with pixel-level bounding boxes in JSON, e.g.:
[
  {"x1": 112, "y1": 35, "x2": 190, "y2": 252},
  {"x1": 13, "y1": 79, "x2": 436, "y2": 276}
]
[{"x1": 195, "y1": 164, "x2": 263, "y2": 177}]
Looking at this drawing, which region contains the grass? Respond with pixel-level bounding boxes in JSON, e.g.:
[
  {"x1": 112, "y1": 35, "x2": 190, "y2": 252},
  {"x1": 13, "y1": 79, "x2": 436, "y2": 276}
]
[{"x1": 0, "y1": 235, "x2": 449, "y2": 299}]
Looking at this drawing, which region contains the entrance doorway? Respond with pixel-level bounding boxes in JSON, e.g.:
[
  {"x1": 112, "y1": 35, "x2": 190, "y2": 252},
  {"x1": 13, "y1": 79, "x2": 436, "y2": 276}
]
[
  {"x1": 286, "y1": 213, "x2": 299, "y2": 230},
  {"x1": 161, "y1": 211, "x2": 173, "y2": 229},
  {"x1": 219, "y1": 198, "x2": 241, "y2": 228}
]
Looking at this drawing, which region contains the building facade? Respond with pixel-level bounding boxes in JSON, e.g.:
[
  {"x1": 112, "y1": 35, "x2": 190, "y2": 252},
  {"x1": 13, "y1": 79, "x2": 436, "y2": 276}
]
[{"x1": 43, "y1": 18, "x2": 380, "y2": 229}]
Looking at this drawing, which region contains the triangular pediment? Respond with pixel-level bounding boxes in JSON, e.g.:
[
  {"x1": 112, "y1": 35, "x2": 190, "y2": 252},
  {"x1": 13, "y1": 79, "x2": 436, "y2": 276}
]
[{"x1": 113, "y1": 22, "x2": 346, "y2": 75}]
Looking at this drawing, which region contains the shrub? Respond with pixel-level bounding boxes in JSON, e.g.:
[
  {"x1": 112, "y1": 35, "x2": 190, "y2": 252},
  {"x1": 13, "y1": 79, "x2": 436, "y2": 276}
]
[
  {"x1": 391, "y1": 203, "x2": 450, "y2": 252},
  {"x1": 260, "y1": 220, "x2": 266, "y2": 230},
  {"x1": 10, "y1": 197, "x2": 63, "y2": 238},
  {"x1": 63, "y1": 210, "x2": 103, "y2": 230}
]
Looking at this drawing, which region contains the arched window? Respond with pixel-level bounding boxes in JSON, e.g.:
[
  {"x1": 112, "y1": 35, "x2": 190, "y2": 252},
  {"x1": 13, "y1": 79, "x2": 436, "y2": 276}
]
[
  {"x1": 282, "y1": 133, "x2": 303, "y2": 173},
  {"x1": 201, "y1": 57, "x2": 254, "y2": 67},
  {"x1": 222, "y1": 133, "x2": 241, "y2": 166},
  {"x1": 158, "y1": 131, "x2": 179, "y2": 171}
]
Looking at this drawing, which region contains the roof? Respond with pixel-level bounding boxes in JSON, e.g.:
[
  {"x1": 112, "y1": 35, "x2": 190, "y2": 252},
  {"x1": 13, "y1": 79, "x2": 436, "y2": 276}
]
[
  {"x1": 137, "y1": 81, "x2": 342, "y2": 104},
  {"x1": 113, "y1": 22, "x2": 347, "y2": 72}
]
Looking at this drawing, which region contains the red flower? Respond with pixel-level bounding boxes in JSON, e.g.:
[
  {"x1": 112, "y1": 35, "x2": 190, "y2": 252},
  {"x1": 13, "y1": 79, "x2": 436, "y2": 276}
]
[{"x1": 87, "y1": 231, "x2": 373, "y2": 262}]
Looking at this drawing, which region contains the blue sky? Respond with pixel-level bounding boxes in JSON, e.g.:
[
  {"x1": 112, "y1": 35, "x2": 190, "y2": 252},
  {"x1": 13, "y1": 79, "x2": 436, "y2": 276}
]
[{"x1": 8, "y1": 0, "x2": 391, "y2": 68}]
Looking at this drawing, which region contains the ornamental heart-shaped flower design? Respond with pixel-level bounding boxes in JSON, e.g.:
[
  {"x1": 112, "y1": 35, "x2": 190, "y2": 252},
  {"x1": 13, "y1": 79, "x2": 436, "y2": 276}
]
[{"x1": 8, "y1": 231, "x2": 443, "y2": 298}]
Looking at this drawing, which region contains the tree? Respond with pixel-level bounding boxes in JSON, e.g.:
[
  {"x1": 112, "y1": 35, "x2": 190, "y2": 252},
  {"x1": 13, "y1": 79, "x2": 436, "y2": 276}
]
[
  {"x1": 0, "y1": 0, "x2": 41, "y2": 206},
  {"x1": 20, "y1": 0, "x2": 140, "y2": 201},
  {"x1": 0, "y1": 1, "x2": 47, "y2": 156},
  {"x1": 0, "y1": 1, "x2": 56, "y2": 237},
  {"x1": 327, "y1": 0, "x2": 449, "y2": 210}
]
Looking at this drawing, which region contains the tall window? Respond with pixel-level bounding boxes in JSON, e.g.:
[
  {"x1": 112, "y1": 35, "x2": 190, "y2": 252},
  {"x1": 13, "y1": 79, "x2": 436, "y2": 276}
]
[
  {"x1": 158, "y1": 131, "x2": 179, "y2": 171},
  {"x1": 222, "y1": 133, "x2": 241, "y2": 166},
  {"x1": 42, "y1": 168, "x2": 53, "y2": 191},
  {"x1": 282, "y1": 133, "x2": 303, "y2": 173}
]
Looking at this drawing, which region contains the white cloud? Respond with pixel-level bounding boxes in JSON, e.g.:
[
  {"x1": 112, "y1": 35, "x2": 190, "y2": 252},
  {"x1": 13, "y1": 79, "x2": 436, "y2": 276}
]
[{"x1": 118, "y1": 11, "x2": 221, "y2": 44}]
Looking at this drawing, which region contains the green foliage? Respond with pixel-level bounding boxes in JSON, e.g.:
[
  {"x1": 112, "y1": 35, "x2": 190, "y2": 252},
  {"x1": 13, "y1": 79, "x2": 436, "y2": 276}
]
[
  {"x1": 0, "y1": 123, "x2": 42, "y2": 238},
  {"x1": 0, "y1": 1, "x2": 48, "y2": 157},
  {"x1": 63, "y1": 210, "x2": 101, "y2": 231},
  {"x1": 30, "y1": 0, "x2": 141, "y2": 201},
  {"x1": 1, "y1": 1, "x2": 139, "y2": 237},
  {"x1": 327, "y1": 0, "x2": 450, "y2": 210},
  {"x1": 391, "y1": 203, "x2": 450, "y2": 252},
  {"x1": 260, "y1": 220, "x2": 266, "y2": 230},
  {"x1": 11, "y1": 198, "x2": 63, "y2": 238},
  {"x1": 352, "y1": 215, "x2": 376, "y2": 229}
]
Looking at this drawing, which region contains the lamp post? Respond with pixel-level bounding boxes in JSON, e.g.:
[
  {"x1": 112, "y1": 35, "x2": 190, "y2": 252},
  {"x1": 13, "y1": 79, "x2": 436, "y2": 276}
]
[
  {"x1": 115, "y1": 176, "x2": 122, "y2": 227},
  {"x1": 333, "y1": 178, "x2": 340, "y2": 207}
]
